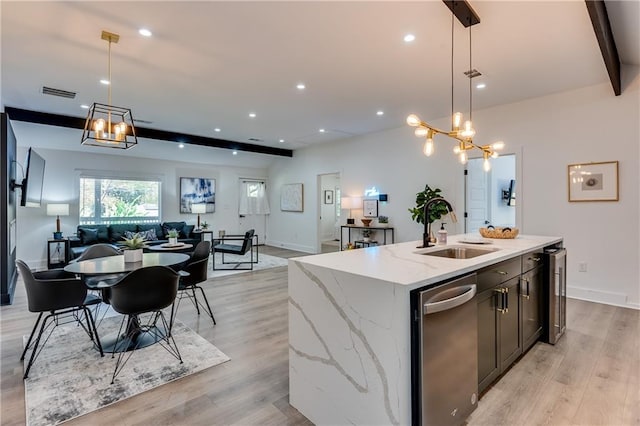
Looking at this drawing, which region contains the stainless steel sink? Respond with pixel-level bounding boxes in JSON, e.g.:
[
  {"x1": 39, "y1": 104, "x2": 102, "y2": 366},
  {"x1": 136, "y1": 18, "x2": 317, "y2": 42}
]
[{"x1": 418, "y1": 245, "x2": 499, "y2": 259}]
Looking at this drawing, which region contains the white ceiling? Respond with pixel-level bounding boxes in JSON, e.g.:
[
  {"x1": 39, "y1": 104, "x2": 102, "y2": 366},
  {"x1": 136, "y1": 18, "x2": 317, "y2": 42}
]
[{"x1": 1, "y1": 1, "x2": 638, "y2": 167}]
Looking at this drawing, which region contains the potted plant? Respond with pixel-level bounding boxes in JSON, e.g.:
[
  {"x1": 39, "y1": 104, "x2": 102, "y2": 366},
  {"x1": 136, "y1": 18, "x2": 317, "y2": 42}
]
[
  {"x1": 201, "y1": 221, "x2": 209, "y2": 230},
  {"x1": 362, "y1": 228, "x2": 375, "y2": 242},
  {"x1": 408, "y1": 184, "x2": 450, "y2": 242},
  {"x1": 121, "y1": 233, "x2": 146, "y2": 263},
  {"x1": 377, "y1": 215, "x2": 389, "y2": 227},
  {"x1": 167, "y1": 228, "x2": 179, "y2": 245}
]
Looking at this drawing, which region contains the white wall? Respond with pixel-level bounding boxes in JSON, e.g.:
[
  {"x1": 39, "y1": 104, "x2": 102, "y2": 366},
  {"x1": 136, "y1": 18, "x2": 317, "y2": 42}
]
[
  {"x1": 268, "y1": 72, "x2": 640, "y2": 309},
  {"x1": 15, "y1": 145, "x2": 267, "y2": 269}
]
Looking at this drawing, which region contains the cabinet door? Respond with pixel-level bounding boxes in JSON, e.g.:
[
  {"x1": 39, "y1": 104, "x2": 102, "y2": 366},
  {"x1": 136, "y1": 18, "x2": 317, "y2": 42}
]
[
  {"x1": 521, "y1": 266, "x2": 543, "y2": 351},
  {"x1": 477, "y1": 287, "x2": 500, "y2": 393},
  {"x1": 499, "y1": 276, "x2": 522, "y2": 371}
]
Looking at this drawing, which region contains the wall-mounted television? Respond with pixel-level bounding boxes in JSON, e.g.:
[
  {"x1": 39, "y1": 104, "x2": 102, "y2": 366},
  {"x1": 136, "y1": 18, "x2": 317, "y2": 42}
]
[
  {"x1": 507, "y1": 179, "x2": 516, "y2": 207},
  {"x1": 17, "y1": 148, "x2": 46, "y2": 207}
]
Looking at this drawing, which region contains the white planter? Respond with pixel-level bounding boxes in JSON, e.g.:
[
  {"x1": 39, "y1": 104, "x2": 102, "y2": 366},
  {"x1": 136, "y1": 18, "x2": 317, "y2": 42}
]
[
  {"x1": 124, "y1": 248, "x2": 143, "y2": 263},
  {"x1": 168, "y1": 237, "x2": 178, "y2": 245},
  {"x1": 377, "y1": 223, "x2": 388, "y2": 228}
]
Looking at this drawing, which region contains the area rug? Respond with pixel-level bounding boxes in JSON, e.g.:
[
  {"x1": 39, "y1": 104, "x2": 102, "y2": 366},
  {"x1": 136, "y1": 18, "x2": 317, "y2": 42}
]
[
  {"x1": 208, "y1": 252, "x2": 288, "y2": 278},
  {"x1": 23, "y1": 316, "x2": 230, "y2": 426}
]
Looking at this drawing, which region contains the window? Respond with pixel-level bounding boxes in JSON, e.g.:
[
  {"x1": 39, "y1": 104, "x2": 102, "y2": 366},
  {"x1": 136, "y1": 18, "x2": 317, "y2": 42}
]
[
  {"x1": 79, "y1": 176, "x2": 161, "y2": 225},
  {"x1": 239, "y1": 180, "x2": 270, "y2": 215}
]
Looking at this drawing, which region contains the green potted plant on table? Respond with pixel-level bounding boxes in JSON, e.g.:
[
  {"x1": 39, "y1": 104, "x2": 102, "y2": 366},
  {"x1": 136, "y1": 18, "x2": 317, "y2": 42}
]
[
  {"x1": 408, "y1": 184, "x2": 450, "y2": 243},
  {"x1": 122, "y1": 233, "x2": 146, "y2": 263},
  {"x1": 377, "y1": 216, "x2": 389, "y2": 227},
  {"x1": 167, "y1": 229, "x2": 179, "y2": 245}
]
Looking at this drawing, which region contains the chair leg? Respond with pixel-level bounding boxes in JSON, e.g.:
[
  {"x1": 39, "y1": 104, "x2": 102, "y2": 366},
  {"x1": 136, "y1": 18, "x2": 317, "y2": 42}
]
[
  {"x1": 191, "y1": 287, "x2": 201, "y2": 315},
  {"x1": 23, "y1": 313, "x2": 53, "y2": 379},
  {"x1": 21, "y1": 312, "x2": 43, "y2": 361},
  {"x1": 196, "y1": 285, "x2": 216, "y2": 325},
  {"x1": 84, "y1": 306, "x2": 104, "y2": 357}
]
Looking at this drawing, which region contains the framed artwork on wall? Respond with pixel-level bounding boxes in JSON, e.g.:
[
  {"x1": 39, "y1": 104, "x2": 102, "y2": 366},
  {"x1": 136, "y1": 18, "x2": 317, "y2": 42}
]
[
  {"x1": 363, "y1": 199, "x2": 378, "y2": 217},
  {"x1": 568, "y1": 161, "x2": 619, "y2": 202},
  {"x1": 180, "y1": 177, "x2": 216, "y2": 213},
  {"x1": 324, "y1": 190, "x2": 334, "y2": 204},
  {"x1": 281, "y1": 183, "x2": 304, "y2": 212}
]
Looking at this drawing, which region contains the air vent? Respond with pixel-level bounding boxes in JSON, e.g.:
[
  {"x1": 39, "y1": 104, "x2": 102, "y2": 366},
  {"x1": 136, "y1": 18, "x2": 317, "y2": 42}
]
[
  {"x1": 248, "y1": 137, "x2": 264, "y2": 142},
  {"x1": 133, "y1": 118, "x2": 153, "y2": 124},
  {"x1": 464, "y1": 69, "x2": 482, "y2": 79},
  {"x1": 42, "y1": 86, "x2": 76, "y2": 99}
]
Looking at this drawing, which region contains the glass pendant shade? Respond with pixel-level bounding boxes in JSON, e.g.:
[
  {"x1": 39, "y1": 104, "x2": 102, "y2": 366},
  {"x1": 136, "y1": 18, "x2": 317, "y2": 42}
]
[
  {"x1": 459, "y1": 151, "x2": 468, "y2": 164},
  {"x1": 423, "y1": 138, "x2": 434, "y2": 156},
  {"x1": 452, "y1": 112, "x2": 463, "y2": 130},
  {"x1": 483, "y1": 158, "x2": 491, "y2": 172},
  {"x1": 406, "y1": 114, "x2": 421, "y2": 127},
  {"x1": 414, "y1": 127, "x2": 429, "y2": 137}
]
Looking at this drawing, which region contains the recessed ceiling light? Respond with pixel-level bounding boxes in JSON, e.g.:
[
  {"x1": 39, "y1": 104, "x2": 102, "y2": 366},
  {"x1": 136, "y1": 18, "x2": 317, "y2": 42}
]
[
  {"x1": 232, "y1": 151, "x2": 238, "y2": 155},
  {"x1": 404, "y1": 34, "x2": 415, "y2": 43},
  {"x1": 214, "y1": 128, "x2": 221, "y2": 132},
  {"x1": 279, "y1": 139, "x2": 285, "y2": 143},
  {"x1": 100, "y1": 79, "x2": 110, "y2": 85},
  {"x1": 376, "y1": 110, "x2": 384, "y2": 116},
  {"x1": 139, "y1": 28, "x2": 152, "y2": 37},
  {"x1": 476, "y1": 83, "x2": 486, "y2": 89},
  {"x1": 296, "y1": 83, "x2": 306, "y2": 90},
  {"x1": 319, "y1": 128, "x2": 325, "y2": 133},
  {"x1": 80, "y1": 104, "x2": 89, "y2": 109},
  {"x1": 249, "y1": 113, "x2": 256, "y2": 118},
  {"x1": 178, "y1": 143, "x2": 185, "y2": 149}
]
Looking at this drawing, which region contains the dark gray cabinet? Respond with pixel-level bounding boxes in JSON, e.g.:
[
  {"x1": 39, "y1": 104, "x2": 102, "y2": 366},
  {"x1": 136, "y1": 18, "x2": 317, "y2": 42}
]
[
  {"x1": 477, "y1": 257, "x2": 522, "y2": 393},
  {"x1": 521, "y1": 251, "x2": 544, "y2": 351}
]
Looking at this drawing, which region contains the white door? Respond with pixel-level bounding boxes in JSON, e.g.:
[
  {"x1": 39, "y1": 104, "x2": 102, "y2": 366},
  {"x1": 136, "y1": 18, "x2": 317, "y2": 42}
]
[
  {"x1": 238, "y1": 179, "x2": 268, "y2": 245},
  {"x1": 465, "y1": 158, "x2": 490, "y2": 234}
]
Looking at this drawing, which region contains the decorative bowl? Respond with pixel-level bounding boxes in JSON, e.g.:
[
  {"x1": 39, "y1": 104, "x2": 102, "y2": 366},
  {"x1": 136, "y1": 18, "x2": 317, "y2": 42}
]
[
  {"x1": 479, "y1": 226, "x2": 519, "y2": 239},
  {"x1": 361, "y1": 219, "x2": 372, "y2": 227}
]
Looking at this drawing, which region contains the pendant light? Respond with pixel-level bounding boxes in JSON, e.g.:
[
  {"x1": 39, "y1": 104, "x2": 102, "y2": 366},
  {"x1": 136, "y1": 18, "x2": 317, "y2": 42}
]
[
  {"x1": 406, "y1": 0, "x2": 504, "y2": 172},
  {"x1": 81, "y1": 31, "x2": 137, "y2": 149}
]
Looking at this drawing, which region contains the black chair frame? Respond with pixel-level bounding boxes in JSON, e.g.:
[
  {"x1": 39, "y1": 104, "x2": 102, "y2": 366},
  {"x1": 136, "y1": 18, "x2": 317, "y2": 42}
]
[
  {"x1": 170, "y1": 257, "x2": 216, "y2": 332},
  {"x1": 212, "y1": 231, "x2": 259, "y2": 270}
]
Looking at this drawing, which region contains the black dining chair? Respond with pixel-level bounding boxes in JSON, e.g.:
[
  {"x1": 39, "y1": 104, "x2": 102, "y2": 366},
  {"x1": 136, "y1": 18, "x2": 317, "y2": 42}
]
[
  {"x1": 16, "y1": 260, "x2": 104, "y2": 379},
  {"x1": 170, "y1": 241, "x2": 215, "y2": 331},
  {"x1": 107, "y1": 265, "x2": 182, "y2": 384},
  {"x1": 212, "y1": 229, "x2": 258, "y2": 270}
]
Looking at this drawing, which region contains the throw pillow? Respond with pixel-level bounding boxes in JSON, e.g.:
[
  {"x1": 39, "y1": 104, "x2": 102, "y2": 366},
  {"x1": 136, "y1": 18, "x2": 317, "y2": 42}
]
[
  {"x1": 140, "y1": 228, "x2": 158, "y2": 241},
  {"x1": 78, "y1": 227, "x2": 99, "y2": 245},
  {"x1": 182, "y1": 225, "x2": 194, "y2": 238},
  {"x1": 124, "y1": 230, "x2": 137, "y2": 240}
]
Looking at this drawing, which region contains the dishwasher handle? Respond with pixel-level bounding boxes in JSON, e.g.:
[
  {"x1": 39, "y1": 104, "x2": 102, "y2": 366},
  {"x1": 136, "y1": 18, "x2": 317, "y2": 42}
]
[{"x1": 423, "y1": 284, "x2": 477, "y2": 315}]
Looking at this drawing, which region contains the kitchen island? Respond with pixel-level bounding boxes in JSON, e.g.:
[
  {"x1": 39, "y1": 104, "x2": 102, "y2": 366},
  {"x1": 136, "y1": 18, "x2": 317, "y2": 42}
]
[{"x1": 288, "y1": 234, "x2": 562, "y2": 426}]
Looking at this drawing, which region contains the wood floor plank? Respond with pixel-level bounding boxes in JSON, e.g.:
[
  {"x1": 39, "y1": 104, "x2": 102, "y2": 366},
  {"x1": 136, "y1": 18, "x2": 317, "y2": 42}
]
[{"x1": 2, "y1": 246, "x2": 638, "y2": 426}]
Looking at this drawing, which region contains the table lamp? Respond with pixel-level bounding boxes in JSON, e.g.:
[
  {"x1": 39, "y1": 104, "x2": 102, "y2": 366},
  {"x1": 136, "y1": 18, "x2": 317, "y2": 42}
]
[
  {"x1": 341, "y1": 196, "x2": 362, "y2": 225},
  {"x1": 192, "y1": 203, "x2": 207, "y2": 230},
  {"x1": 47, "y1": 203, "x2": 69, "y2": 239}
]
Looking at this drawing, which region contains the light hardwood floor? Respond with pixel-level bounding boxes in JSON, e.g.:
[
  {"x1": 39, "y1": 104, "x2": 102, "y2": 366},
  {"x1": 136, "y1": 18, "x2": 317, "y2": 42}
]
[{"x1": 1, "y1": 246, "x2": 638, "y2": 425}]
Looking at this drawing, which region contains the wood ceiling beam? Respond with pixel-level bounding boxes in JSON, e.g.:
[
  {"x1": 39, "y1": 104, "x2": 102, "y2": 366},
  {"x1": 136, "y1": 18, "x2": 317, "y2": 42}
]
[
  {"x1": 4, "y1": 107, "x2": 293, "y2": 157},
  {"x1": 585, "y1": 0, "x2": 621, "y2": 96}
]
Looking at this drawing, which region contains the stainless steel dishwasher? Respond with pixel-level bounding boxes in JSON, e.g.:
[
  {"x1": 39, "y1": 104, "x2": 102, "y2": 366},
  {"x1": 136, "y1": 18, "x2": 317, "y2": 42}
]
[{"x1": 411, "y1": 273, "x2": 478, "y2": 426}]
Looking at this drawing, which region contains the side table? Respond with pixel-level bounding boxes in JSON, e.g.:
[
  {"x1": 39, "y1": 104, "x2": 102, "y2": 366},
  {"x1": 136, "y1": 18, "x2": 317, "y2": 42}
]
[{"x1": 47, "y1": 238, "x2": 69, "y2": 269}]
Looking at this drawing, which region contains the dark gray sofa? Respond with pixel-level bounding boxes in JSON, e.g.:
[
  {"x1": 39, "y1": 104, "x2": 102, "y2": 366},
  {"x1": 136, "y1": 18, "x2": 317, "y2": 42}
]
[{"x1": 69, "y1": 221, "x2": 201, "y2": 259}]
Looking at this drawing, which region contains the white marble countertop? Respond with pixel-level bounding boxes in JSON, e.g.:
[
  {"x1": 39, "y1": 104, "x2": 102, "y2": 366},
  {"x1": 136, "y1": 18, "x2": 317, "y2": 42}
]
[{"x1": 292, "y1": 234, "x2": 562, "y2": 289}]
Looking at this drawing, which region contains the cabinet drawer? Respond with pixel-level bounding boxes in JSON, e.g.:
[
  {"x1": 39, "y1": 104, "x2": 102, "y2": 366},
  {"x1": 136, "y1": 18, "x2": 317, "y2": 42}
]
[
  {"x1": 477, "y1": 257, "x2": 521, "y2": 292},
  {"x1": 521, "y1": 250, "x2": 544, "y2": 273}
]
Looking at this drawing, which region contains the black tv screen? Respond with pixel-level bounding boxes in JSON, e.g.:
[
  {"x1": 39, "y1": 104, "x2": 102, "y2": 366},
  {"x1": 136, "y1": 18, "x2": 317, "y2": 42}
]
[
  {"x1": 507, "y1": 179, "x2": 516, "y2": 207},
  {"x1": 21, "y1": 148, "x2": 46, "y2": 207}
]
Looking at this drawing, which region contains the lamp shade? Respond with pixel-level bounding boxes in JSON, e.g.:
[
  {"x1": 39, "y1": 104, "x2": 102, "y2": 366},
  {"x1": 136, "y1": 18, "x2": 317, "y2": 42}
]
[
  {"x1": 340, "y1": 197, "x2": 363, "y2": 210},
  {"x1": 191, "y1": 203, "x2": 207, "y2": 214},
  {"x1": 47, "y1": 203, "x2": 69, "y2": 216}
]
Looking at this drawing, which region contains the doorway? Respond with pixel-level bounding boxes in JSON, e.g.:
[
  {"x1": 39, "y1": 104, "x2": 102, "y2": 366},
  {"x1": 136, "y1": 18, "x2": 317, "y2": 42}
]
[
  {"x1": 317, "y1": 173, "x2": 341, "y2": 253},
  {"x1": 238, "y1": 179, "x2": 269, "y2": 244},
  {"x1": 465, "y1": 154, "x2": 516, "y2": 234}
]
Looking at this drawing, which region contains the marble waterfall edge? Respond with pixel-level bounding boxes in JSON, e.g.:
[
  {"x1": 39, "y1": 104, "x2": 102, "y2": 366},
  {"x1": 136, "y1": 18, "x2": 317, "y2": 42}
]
[{"x1": 288, "y1": 259, "x2": 411, "y2": 425}]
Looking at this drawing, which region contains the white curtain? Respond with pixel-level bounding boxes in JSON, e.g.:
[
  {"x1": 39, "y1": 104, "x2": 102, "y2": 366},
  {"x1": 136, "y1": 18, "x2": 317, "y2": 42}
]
[{"x1": 239, "y1": 181, "x2": 270, "y2": 215}]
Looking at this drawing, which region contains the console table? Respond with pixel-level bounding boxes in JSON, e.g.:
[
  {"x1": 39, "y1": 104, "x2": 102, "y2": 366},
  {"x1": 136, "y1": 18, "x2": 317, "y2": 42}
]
[
  {"x1": 340, "y1": 226, "x2": 394, "y2": 250},
  {"x1": 47, "y1": 238, "x2": 69, "y2": 269}
]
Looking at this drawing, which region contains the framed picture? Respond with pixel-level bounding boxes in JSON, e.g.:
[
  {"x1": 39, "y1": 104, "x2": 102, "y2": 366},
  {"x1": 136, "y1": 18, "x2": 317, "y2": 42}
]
[
  {"x1": 363, "y1": 199, "x2": 378, "y2": 217},
  {"x1": 180, "y1": 177, "x2": 216, "y2": 213},
  {"x1": 568, "y1": 161, "x2": 619, "y2": 202},
  {"x1": 324, "y1": 190, "x2": 334, "y2": 204},
  {"x1": 281, "y1": 183, "x2": 304, "y2": 212}
]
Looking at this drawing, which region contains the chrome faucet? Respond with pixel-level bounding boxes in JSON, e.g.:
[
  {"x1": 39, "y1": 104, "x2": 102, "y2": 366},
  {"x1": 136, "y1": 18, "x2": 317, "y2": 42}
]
[{"x1": 422, "y1": 197, "x2": 457, "y2": 248}]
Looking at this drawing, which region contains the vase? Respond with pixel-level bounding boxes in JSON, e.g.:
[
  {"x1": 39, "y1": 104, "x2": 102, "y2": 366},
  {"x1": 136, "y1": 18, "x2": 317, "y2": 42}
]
[
  {"x1": 124, "y1": 248, "x2": 143, "y2": 263},
  {"x1": 168, "y1": 237, "x2": 178, "y2": 245}
]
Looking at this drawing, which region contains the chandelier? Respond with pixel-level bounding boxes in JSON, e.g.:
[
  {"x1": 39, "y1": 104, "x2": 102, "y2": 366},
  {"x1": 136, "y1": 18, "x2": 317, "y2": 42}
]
[
  {"x1": 81, "y1": 31, "x2": 137, "y2": 149},
  {"x1": 406, "y1": 0, "x2": 504, "y2": 172}
]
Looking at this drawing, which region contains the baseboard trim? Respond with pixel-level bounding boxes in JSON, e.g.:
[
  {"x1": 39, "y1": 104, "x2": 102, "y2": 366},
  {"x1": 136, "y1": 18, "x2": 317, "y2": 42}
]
[
  {"x1": 266, "y1": 240, "x2": 316, "y2": 254},
  {"x1": 567, "y1": 285, "x2": 638, "y2": 310}
]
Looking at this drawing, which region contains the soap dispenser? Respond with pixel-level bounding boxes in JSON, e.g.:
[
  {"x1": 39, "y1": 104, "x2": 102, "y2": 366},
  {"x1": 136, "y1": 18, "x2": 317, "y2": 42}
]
[{"x1": 437, "y1": 223, "x2": 448, "y2": 245}]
